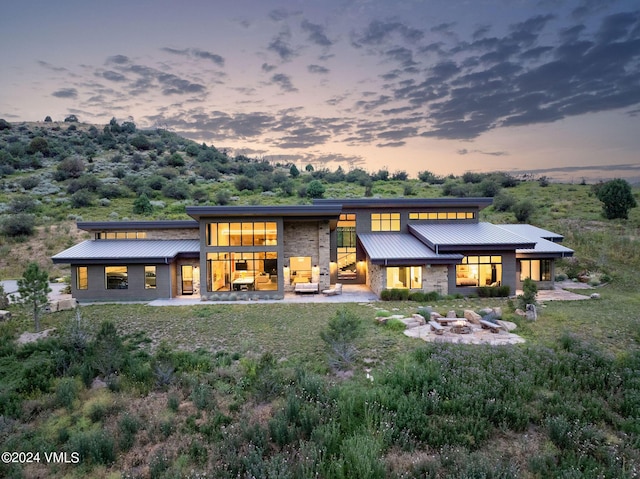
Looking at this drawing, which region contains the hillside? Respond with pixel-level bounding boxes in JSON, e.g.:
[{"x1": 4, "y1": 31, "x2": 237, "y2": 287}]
[{"x1": 1, "y1": 118, "x2": 639, "y2": 281}]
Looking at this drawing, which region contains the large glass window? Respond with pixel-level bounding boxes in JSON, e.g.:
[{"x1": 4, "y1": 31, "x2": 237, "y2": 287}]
[
  {"x1": 206, "y1": 221, "x2": 277, "y2": 247},
  {"x1": 456, "y1": 256, "x2": 502, "y2": 287},
  {"x1": 96, "y1": 232, "x2": 147, "y2": 239},
  {"x1": 76, "y1": 266, "x2": 88, "y2": 290},
  {"x1": 105, "y1": 266, "x2": 128, "y2": 289},
  {"x1": 145, "y1": 266, "x2": 157, "y2": 289},
  {"x1": 371, "y1": 213, "x2": 400, "y2": 231},
  {"x1": 386, "y1": 266, "x2": 422, "y2": 289},
  {"x1": 207, "y1": 252, "x2": 277, "y2": 292},
  {"x1": 520, "y1": 259, "x2": 551, "y2": 281},
  {"x1": 337, "y1": 214, "x2": 357, "y2": 280},
  {"x1": 409, "y1": 211, "x2": 475, "y2": 220},
  {"x1": 289, "y1": 256, "x2": 312, "y2": 284}
]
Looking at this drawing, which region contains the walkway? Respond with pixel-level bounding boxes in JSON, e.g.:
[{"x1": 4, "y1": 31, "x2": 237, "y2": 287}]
[{"x1": 148, "y1": 284, "x2": 378, "y2": 306}]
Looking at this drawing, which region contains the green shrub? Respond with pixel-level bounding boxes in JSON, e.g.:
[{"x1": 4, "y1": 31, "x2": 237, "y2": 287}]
[
  {"x1": 2, "y1": 213, "x2": 35, "y2": 237},
  {"x1": 477, "y1": 285, "x2": 510, "y2": 297},
  {"x1": 380, "y1": 288, "x2": 409, "y2": 300},
  {"x1": 118, "y1": 413, "x2": 140, "y2": 451},
  {"x1": 55, "y1": 377, "x2": 80, "y2": 410},
  {"x1": 67, "y1": 429, "x2": 115, "y2": 465},
  {"x1": 385, "y1": 318, "x2": 407, "y2": 332}
]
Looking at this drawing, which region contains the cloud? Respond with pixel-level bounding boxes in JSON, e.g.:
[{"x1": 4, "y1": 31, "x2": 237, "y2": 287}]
[
  {"x1": 52, "y1": 88, "x2": 78, "y2": 99},
  {"x1": 261, "y1": 63, "x2": 277, "y2": 73},
  {"x1": 161, "y1": 47, "x2": 225, "y2": 66},
  {"x1": 308, "y1": 64, "x2": 329, "y2": 74},
  {"x1": 352, "y1": 20, "x2": 424, "y2": 47},
  {"x1": 457, "y1": 149, "x2": 508, "y2": 156},
  {"x1": 271, "y1": 73, "x2": 298, "y2": 92},
  {"x1": 268, "y1": 30, "x2": 297, "y2": 61},
  {"x1": 301, "y1": 19, "x2": 333, "y2": 47},
  {"x1": 100, "y1": 70, "x2": 127, "y2": 82},
  {"x1": 106, "y1": 55, "x2": 130, "y2": 65}
]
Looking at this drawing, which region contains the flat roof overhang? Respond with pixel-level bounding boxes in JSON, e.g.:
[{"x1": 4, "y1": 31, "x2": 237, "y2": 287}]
[
  {"x1": 315, "y1": 197, "x2": 493, "y2": 210},
  {"x1": 186, "y1": 205, "x2": 342, "y2": 221},
  {"x1": 78, "y1": 220, "x2": 199, "y2": 231}
]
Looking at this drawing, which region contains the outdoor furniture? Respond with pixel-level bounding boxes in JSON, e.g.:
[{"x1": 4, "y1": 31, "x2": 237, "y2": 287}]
[
  {"x1": 322, "y1": 283, "x2": 342, "y2": 296},
  {"x1": 232, "y1": 277, "x2": 254, "y2": 291},
  {"x1": 479, "y1": 319, "x2": 503, "y2": 333},
  {"x1": 294, "y1": 282, "x2": 319, "y2": 294},
  {"x1": 428, "y1": 320, "x2": 445, "y2": 335},
  {"x1": 435, "y1": 317, "x2": 462, "y2": 325}
]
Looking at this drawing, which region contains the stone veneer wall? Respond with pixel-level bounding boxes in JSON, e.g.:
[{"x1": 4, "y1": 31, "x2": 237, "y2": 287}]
[
  {"x1": 367, "y1": 259, "x2": 384, "y2": 296},
  {"x1": 423, "y1": 265, "x2": 449, "y2": 296},
  {"x1": 283, "y1": 221, "x2": 331, "y2": 291}
]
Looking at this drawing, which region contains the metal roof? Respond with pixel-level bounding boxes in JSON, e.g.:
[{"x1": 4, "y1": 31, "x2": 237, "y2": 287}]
[
  {"x1": 495, "y1": 224, "x2": 564, "y2": 242},
  {"x1": 358, "y1": 233, "x2": 463, "y2": 265},
  {"x1": 408, "y1": 222, "x2": 536, "y2": 252},
  {"x1": 51, "y1": 239, "x2": 200, "y2": 264},
  {"x1": 496, "y1": 225, "x2": 573, "y2": 256}
]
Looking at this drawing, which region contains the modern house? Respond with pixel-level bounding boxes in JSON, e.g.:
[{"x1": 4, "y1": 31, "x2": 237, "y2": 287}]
[{"x1": 52, "y1": 198, "x2": 573, "y2": 301}]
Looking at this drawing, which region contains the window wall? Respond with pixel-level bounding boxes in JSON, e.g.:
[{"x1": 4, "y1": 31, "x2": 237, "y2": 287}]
[
  {"x1": 337, "y1": 214, "x2": 357, "y2": 280},
  {"x1": 520, "y1": 259, "x2": 551, "y2": 281},
  {"x1": 371, "y1": 213, "x2": 400, "y2": 231},
  {"x1": 96, "y1": 232, "x2": 147, "y2": 239},
  {"x1": 386, "y1": 266, "x2": 422, "y2": 289},
  {"x1": 207, "y1": 252, "x2": 278, "y2": 291},
  {"x1": 206, "y1": 222, "x2": 277, "y2": 246},
  {"x1": 456, "y1": 256, "x2": 502, "y2": 287}
]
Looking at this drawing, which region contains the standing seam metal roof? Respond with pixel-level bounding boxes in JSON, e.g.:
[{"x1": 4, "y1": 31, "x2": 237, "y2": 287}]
[
  {"x1": 51, "y1": 239, "x2": 200, "y2": 263},
  {"x1": 408, "y1": 222, "x2": 536, "y2": 250},
  {"x1": 358, "y1": 233, "x2": 463, "y2": 263}
]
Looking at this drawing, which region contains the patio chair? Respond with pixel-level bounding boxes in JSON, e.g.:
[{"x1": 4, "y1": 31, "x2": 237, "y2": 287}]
[{"x1": 322, "y1": 283, "x2": 342, "y2": 296}]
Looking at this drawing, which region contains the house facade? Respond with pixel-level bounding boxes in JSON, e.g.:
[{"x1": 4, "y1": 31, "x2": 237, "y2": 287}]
[{"x1": 52, "y1": 198, "x2": 573, "y2": 301}]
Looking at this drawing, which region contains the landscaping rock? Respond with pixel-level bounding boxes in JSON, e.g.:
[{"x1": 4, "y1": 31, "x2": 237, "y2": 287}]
[
  {"x1": 525, "y1": 304, "x2": 537, "y2": 321},
  {"x1": 91, "y1": 377, "x2": 108, "y2": 390},
  {"x1": 492, "y1": 307, "x2": 503, "y2": 319},
  {"x1": 400, "y1": 318, "x2": 421, "y2": 329},
  {"x1": 590, "y1": 293, "x2": 601, "y2": 299},
  {"x1": 412, "y1": 314, "x2": 426, "y2": 325},
  {"x1": 496, "y1": 320, "x2": 517, "y2": 331},
  {"x1": 515, "y1": 308, "x2": 526, "y2": 317},
  {"x1": 430, "y1": 311, "x2": 443, "y2": 320},
  {"x1": 464, "y1": 309, "x2": 482, "y2": 325},
  {"x1": 0, "y1": 310, "x2": 11, "y2": 321},
  {"x1": 17, "y1": 328, "x2": 56, "y2": 344},
  {"x1": 446, "y1": 310, "x2": 457, "y2": 318}
]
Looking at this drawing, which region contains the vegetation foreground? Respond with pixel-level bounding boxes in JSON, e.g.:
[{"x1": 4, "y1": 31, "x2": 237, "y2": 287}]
[{"x1": 1, "y1": 292, "x2": 639, "y2": 478}]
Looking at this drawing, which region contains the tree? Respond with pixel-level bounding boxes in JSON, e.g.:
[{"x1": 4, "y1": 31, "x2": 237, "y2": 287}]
[
  {"x1": 595, "y1": 178, "x2": 637, "y2": 220},
  {"x1": 320, "y1": 308, "x2": 362, "y2": 371},
  {"x1": 14, "y1": 262, "x2": 51, "y2": 332},
  {"x1": 64, "y1": 115, "x2": 79, "y2": 122},
  {"x1": 289, "y1": 164, "x2": 300, "y2": 178},
  {"x1": 133, "y1": 193, "x2": 153, "y2": 215},
  {"x1": 306, "y1": 179, "x2": 326, "y2": 199}
]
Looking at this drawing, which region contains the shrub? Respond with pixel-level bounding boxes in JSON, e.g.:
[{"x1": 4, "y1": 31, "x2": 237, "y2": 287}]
[
  {"x1": 513, "y1": 199, "x2": 535, "y2": 222},
  {"x1": 20, "y1": 176, "x2": 40, "y2": 190},
  {"x1": 594, "y1": 178, "x2": 637, "y2": 219},
  {"x1": 68, "y1": 429, "x2": 115, "y2": 465},
  {"x1": 118, "y1": 414, "x2": 140, "y2": 451},
  {"x1": 380, "y1": 288, "x2": 409, "y2": 301},
  {"x1": 2, "y1": 213, "x2": 35, "y2": 237},
  {"x1": 477, "y1": 285, "x2": 510, "y2": 297},
  {"x1": 55, "y1": 377, "x2": 80, "y2": 409},
  {"x1": 492, "y1": 192, "x2": 515, "y2": 211},
  {"x1": 306, "y1": 179, "x2": 326, "y2": 198},
  {"x1": 517, "y1": 278, "x2": 537, "y2": 309},
  {"x1": 385, "y1": 318, "x2": 408, "y2": 332},
  {"x1": 320, "y1": 308, "x2": 362, "y2": 371},
  {"x1": 409, "y1": 291, "x2": 440, "y2": 302},
  {"x1": 70, "y1": 189, "x2": 94, "y2": 208},
  {"x1": 56, "y1": 156, "x2": 85, "y2": 179}
]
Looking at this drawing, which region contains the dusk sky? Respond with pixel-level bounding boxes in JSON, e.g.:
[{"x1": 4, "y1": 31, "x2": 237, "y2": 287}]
[{"x1": 2, "y1": 0, "x2": 640, "y2": 182}]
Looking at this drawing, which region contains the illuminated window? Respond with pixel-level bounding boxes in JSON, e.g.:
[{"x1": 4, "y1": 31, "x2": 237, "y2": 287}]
[
  {"x1": 456, "y1": 256, "x2": 502, "y2": 287},
  {"x1": 96, "y1": 231, "x2": 147, "y2": 239},
  {"x1": 520, "y1": 259, "x2": 551, "y2": 281},
  {"x1": 206, "y1": 251, "x2": 278, "y2": 292},
  {"x1": 145, "y1": 266, "x2": 157, "y2": 289},
  {"x1": 206, "y1": 221, "x2": 278, "y2": 246},
  {"x1": 337, "y1": 214, "x2": 357, "y2": 279},
  {"x1": 105, "y1": 266, "x2": 128, "y2": 289},
  {"x1": 409, "y1": 212, "x2": 475, "y2": 220},
  {"x1": 76, "y1": 266, "x2": 88, "y2": 290},
  {"x1": 386, "y1": 266, "x2": 422, "y2": 289},
  {"x1": 371, "y1": 213, "x2": 400, "y2": 231}
]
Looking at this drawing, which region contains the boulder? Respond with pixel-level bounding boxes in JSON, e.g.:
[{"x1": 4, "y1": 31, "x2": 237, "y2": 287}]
[
  {"x1": 412, "y1": 314, "x2": 426, "y2": 325},
  {"x1": 400, "y1": 318, "x2": 421, "y2": 329},
  {"x1": 496, "y1": 320, "x2": 517, "y2": 331},
  {"x1": 446, "y1": 310, "x2": 457, "y2": 318},
  {"x1": 0, "y1": 310, "x2": 11, "y2": 321},
  {"x1": 590, "y1": 293, "x2": 601, "y2": 300},
  {"x1": 515, "y1": 308, "x2": 526, "y2": 317},
  {"x1": 492, "y1": 307, "x2": 503, "y2": 319},
  {"x1": 525, "y1": 304, "x2": 537, "y2": 321},
  {"x1": 430, "y1": 311, "x2": 443, "y2": 320},
  {"x1": 463, "y1": 309, "x2": 482, "y2": 325}
]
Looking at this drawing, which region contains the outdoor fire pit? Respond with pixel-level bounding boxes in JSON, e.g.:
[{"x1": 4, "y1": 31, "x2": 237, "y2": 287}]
[{"x1": 450, "y1": 320, "x2": 472, "y2": 334}]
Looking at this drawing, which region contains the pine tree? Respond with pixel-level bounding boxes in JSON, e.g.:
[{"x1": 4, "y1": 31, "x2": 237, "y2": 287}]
[{"x1": 15, "y1": 262, "x2": 51, "y2": 332}]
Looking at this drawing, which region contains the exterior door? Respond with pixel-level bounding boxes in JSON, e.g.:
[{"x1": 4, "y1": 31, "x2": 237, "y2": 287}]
[{"x1": 182, "y1": 265, "x2": 194, "y2": 295}]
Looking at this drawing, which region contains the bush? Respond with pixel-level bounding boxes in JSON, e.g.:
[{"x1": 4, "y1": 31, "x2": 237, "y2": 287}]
[
  {"x1": 55, "y1": 377, "x2": 80, "y2": 409},
  {"x1": 512, "y1": 199, "x2": 534, "y2": 222},
  {"x1": 320, "y1": 308, "x2": 362, "y2": 371},
  {"x1": 408, "y1": 291, "x2": 440, "y2": 302},
  {"x1": 477, "y1": 285, "x2": 510, "y2": 297},
  {"x1": 594, "y1": 178, "x2": 637, "y2": 219},
  {"x1": 2, "y1": 213, "x2": 35, "y2": 237},
  {"x1": 56, "y1": 156, "x2": 85, "y2": 179},
  {"x1": 306, "y1": 179, "x2": 326, "y2": 198},
  {"x1": 70, "y1": 189, "x2": 94, "y2": 208},
  {"x1": 517, "y1": 277, "x2": 537, "y2": 309},
  {"x1": 380, "y1": 288, "x2": 409, "y2": 301}
]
